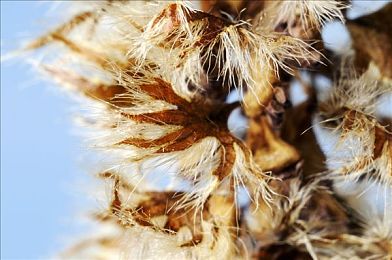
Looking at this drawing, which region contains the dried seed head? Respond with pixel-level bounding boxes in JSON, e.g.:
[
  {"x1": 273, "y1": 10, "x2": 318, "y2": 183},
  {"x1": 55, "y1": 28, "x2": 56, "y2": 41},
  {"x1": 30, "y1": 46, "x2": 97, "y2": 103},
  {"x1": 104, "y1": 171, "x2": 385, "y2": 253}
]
[
  {"x1": 26, "y1": 0, "x2": 277, "y2": 213},
  {"x1": 61, "y1": 173, "x2": 238, "y2": 259},
  {"x1": 246, "y1": 177, "x2": 350, "y2": 259},
  {"x1": 46, "y1": 61, "x2": 273, "y2": 211},
  {"x1": 130, "y1": 2, "x2": 317, "y2": 103},
  {"x1": 315, "y1": 64, "x2": 392, "y2": 185}
]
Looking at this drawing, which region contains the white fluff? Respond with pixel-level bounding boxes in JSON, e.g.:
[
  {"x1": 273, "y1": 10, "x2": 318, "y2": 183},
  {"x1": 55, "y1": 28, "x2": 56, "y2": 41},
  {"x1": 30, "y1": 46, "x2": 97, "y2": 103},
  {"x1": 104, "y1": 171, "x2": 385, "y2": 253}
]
[{"x1": 256, "y1": 0, "x2": 346, "y2": 33}]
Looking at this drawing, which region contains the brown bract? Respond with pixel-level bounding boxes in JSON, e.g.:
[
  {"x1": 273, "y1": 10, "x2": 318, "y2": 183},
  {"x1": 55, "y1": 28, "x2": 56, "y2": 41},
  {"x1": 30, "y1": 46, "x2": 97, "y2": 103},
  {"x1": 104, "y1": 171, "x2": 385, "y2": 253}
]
[{"x1": 153, "y1": 3, "x2": 228, "y2": 45}]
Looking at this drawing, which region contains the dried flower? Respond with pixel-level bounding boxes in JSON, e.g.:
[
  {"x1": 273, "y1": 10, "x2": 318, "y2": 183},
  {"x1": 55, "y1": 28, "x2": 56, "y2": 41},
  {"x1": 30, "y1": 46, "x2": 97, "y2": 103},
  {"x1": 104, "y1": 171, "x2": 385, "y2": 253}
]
[{"x1": 16, "y1": 0, "x2": 392, "y2": 259}]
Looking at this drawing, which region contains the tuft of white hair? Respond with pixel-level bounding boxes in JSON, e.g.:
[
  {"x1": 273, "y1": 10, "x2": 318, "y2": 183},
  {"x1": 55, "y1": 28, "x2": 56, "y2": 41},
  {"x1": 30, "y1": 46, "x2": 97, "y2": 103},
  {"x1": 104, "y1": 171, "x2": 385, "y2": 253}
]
[{"x1": 256, "y1": 0, "x2": 346, "y2": 33}]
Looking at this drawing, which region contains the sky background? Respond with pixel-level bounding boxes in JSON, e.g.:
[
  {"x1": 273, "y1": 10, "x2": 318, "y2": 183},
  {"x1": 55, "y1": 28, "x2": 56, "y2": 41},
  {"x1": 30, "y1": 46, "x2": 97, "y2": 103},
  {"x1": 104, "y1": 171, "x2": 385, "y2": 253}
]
[
  {"x1": 1, "y1": 1, "x2": 89, "y2": 259},
  {"x1": 1, "y1": 1, "x2": 390, "y2": 259}
]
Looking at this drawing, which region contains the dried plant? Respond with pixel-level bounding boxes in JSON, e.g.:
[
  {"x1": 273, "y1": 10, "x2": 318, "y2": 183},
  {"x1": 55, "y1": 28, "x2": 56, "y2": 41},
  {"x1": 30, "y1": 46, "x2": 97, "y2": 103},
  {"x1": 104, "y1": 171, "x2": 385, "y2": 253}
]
[{"x1": 18, "y1": 0, "x2": 392, "y2": 259}]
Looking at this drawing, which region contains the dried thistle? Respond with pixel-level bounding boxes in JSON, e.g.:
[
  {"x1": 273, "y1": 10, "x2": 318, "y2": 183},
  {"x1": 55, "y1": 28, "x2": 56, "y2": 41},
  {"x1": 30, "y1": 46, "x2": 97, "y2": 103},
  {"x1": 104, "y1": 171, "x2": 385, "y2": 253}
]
[{"x1": 16, "y1": 0, "x2": 392, "y2": 259}]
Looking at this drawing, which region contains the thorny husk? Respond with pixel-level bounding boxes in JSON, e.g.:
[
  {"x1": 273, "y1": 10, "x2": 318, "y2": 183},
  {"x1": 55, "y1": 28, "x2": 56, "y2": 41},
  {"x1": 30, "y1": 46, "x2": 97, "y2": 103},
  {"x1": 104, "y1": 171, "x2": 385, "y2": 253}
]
[{"x1": 21, "y1": 0, "x2": 392, "y2": 259}]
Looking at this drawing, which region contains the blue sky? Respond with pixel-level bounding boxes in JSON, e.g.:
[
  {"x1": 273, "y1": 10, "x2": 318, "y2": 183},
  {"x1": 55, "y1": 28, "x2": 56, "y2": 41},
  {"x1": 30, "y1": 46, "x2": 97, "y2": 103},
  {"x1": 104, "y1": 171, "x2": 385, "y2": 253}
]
[{"x1": 1, "y1": 2, "x2": 87, "y2": 258}]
